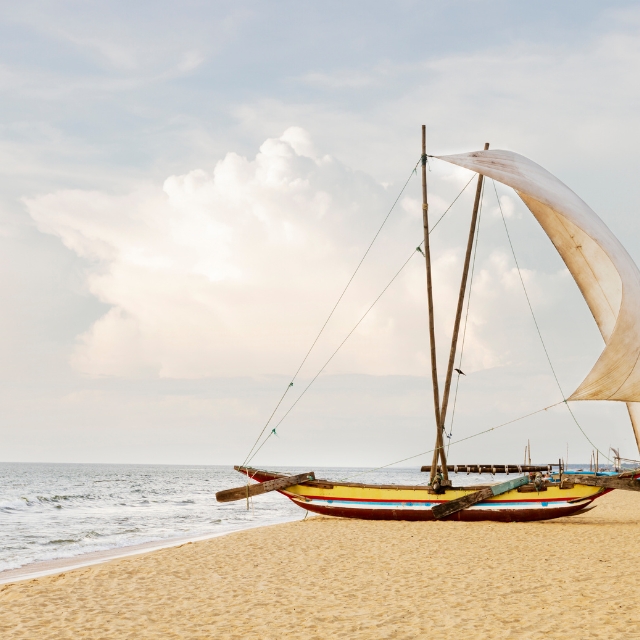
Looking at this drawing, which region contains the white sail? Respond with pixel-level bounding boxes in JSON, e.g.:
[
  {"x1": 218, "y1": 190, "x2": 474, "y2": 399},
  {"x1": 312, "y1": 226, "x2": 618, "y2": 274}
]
[{"x1": 436, "y1": 149, "x2": 640, "y2": 450}]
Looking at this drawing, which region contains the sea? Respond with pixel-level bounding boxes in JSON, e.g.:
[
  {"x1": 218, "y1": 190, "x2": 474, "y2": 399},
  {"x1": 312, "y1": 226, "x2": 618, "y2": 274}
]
[
  {"x1": 0, "y1": 462, "x2": 599, "y2": 574},
  {"x1": 0, "y1": 463, "x2": 433, "y2": 574}
]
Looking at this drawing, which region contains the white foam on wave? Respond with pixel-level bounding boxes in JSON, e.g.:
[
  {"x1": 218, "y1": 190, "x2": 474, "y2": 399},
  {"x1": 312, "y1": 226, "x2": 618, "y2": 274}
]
[
  {"x1": 0, "y1": 463, "x2": 313, "y2": 573},
  {"x1": 1, "y1": 463, "x2": 503, "y2": 575}
]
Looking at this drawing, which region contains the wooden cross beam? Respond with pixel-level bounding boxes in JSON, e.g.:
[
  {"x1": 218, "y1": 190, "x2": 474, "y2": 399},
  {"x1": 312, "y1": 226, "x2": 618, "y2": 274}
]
[
  {"x1": 215, "y1": 472, "x2": 315, "y2": 503},
  {"x1": 571, "y1": 474, "x2": 640, "y2": 492},
  {"x1": 432, "y1": 475, "x2": 529, "y2": 519}
]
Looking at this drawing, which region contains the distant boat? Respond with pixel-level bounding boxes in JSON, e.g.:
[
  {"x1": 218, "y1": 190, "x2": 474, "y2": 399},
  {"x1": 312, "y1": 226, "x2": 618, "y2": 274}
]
[{"x1": 218, "y1": 127, "x2": 640, "y2": 521}]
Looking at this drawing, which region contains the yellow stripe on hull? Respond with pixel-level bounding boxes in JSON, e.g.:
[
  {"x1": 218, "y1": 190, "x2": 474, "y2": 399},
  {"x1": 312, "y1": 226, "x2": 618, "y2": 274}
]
[
  {"x1": 284, "y1": 481, "x2": 604, "y2": 504},
  {"x1": 279, "y1": 480, "x2": 605, "y2": 522}
]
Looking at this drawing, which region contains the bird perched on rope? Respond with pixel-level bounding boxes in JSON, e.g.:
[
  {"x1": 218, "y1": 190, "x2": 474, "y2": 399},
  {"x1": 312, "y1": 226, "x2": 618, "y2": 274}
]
[{"x1": 454, "y1": 368, "x2": 466, "y2": 376}]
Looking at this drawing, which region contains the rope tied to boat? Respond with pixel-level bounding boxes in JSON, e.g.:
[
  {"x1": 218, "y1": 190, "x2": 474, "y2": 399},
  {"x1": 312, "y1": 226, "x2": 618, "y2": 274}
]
[
  {"x1": 241, "y1": 158, "x2": 422, "y2": 467},
  {"x1": 431, "y1": 471, "x2": 445, "y2": 494},
  {"x1": 244, "y1": 173, "x2": 478, "y2": 465},
  {"x1": 337, "y1": 399, "x2": 566, "y2": 482},
  {"x1": 492, "y1": 180, "x2": 610, "y2": 463},
  {"x1": 446, "y1": 174, "x2": 486, "y2": 451}
]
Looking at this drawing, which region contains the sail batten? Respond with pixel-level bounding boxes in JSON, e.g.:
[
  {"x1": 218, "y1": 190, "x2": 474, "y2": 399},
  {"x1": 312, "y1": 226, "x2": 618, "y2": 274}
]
[{"x1": 436, "y1": 150, "x2": 640, "y2": 449}]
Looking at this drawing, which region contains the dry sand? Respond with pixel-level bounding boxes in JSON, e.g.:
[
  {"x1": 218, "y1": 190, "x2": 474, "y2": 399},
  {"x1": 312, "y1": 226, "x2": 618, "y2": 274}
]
[{"x1": 1, "y1": 490, "x2": 640, "y2": 639}]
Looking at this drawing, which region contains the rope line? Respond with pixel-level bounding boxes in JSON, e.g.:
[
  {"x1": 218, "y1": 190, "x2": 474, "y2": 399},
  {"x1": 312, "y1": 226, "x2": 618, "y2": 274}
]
[
  {"x1": 338, "y1": 400, "x2": 565, "y2": 482},
  {"x1": 246, "y1": 175, "x2": 478, "y2": 464},
  {"x1": 492, "y1": 180, "x2": 610, "y2": 461},
  {"x1": 429, "y1": 175, "x2": 476, "y2": 235},
  {"x1": 446, "y1": 179, "x2": 485, "y2": 452},
  {"x1": 247, "y1": 248, "x2": 419, "y2": 464},
  {"x1": 241, "y1": 159, "x2": 420, "y2": 466}
]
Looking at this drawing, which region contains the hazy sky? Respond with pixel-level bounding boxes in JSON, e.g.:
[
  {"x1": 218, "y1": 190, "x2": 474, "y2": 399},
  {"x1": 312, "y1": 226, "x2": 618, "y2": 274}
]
[{"x1": 2, "y1": 1, "x2": 640, "y2": 467}]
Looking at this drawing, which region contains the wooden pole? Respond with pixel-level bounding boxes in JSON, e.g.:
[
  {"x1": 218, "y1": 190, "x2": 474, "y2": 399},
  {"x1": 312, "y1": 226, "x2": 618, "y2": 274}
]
[
  {"x1": 438, "y1": 143, "x2": 489, "y2": 443},
  {"x1": 420, "y1": 126, "x2": 444, "y2": 484}
]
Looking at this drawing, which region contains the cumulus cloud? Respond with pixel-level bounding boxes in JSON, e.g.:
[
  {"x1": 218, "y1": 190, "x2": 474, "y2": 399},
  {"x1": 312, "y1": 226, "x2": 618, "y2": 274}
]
[
  {"x1": 24, "y1": 128, "x2": 588, "y2": 383},
  {"x1": 24, "y1": 128, "x2": 387, "y2": 377}
]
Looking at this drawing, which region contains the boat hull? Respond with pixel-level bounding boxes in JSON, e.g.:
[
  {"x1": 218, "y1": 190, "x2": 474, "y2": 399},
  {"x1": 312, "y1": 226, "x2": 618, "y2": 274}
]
[
  {"x1": 293, "y1": 498, "x2": 594, "y2": 522},
  {"x1": 239, "y1": 467, "x2": 605, "y2": 523}
]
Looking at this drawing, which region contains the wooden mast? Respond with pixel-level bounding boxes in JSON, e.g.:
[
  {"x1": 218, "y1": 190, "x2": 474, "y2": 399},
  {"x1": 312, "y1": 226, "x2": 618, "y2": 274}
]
[
  {"x1": 420, "y1": 126, "x2": 447, "y2": 485},
  {"x1": 438, "y1": 142, "x2": 490, "y2": 446}
]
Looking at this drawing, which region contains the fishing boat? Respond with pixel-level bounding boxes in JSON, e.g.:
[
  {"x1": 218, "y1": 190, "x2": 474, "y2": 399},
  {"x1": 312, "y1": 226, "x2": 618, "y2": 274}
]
[{"x1": 217, "y1": 127, "x2": 640, "y2": 521}]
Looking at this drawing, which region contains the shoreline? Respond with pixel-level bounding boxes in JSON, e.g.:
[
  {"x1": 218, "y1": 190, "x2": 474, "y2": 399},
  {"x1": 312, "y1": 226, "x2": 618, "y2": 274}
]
[
  {"x1": 1, "y1": 490, "x2": 639, "y2": 638},
  {"x1": 0, "y1": 515, "x2": 300, "y2": 585},
  {"x1": 0, "y1": 491, "x2": 640, "y2": 640}
]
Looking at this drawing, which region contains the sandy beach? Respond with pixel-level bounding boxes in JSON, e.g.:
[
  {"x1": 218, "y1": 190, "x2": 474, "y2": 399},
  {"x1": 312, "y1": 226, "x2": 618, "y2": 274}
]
[{"x1": 1, "y1": 489, "x2": 639, "y2": 639}]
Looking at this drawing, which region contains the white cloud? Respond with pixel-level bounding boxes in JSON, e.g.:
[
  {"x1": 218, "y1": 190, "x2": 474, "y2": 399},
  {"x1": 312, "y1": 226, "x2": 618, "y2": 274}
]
[
  {"x1": 24, "y1": 128, "x2": 592, "y2": 386},
  {"x1": 232, "y1": 11, "x2": 640, "y2": 198},
  {"x1": 5, "y1": 5, "x2": 639, "y2": 463},
  {"x1": 300, "y1": 70, "x2": 376, "y2": 89},
  {"x1": 24, "y1": 129, "x2": 397, "y2": 377},
  {"x1": 175, "y1": 50, "x2": 205, "y2": 74}
]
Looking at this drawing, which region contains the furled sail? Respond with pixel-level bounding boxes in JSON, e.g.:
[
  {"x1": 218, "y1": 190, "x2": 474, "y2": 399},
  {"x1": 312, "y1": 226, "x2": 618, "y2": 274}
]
[{"x1": 436, "y1": 149, "x2": 640, "y2": 450}]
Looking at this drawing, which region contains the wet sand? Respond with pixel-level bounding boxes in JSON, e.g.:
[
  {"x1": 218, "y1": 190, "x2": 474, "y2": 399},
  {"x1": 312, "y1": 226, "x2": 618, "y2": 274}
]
[
  {"x1": 0, "y1": 532, "x2": 232, "y2": 586},
  {"x1": 1, "y1": 490, "x2": 639, "y2": 639}
]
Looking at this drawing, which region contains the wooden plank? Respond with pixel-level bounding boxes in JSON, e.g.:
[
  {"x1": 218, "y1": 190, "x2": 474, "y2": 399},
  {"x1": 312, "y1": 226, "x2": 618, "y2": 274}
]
[
  {"x1": 234, "y1": 465, "x2": 282, "y2": 478},
  {"x1": 216, "y1": 472, "x2": 315, "y2": 503},
  {"x1": 234, "y1": 466, "x2": 333, "y2": 489},
  {"x1": 432, "y1": 475, "x2": 529, "y2": 519},
  {"x1": 432, "y1": 487, "x2": 493, "y2": 518},
  {"x1": 570, "y1": 474, "x2": 640, "y2": 492}
]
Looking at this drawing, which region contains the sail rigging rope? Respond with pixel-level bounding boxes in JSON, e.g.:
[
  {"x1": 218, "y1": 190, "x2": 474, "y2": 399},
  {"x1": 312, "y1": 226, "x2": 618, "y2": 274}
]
[
  {"x1": 338, "y1": 172, "x2": 611, "y2": 483},
  {"x1": 338, "y1": 399, "x2": 566, "y2": 482},
  {"x1": 241, "y1": 158, "x2": 421, "y2": 466},
  {"x1": 491, "y1": 180, "x2": 610, "y2": 462},
  {"x1": 446, "y1": 178, "x2": 486, "y2": 453},
  {"x1": 245, "y1": 173, "x2": 478, "y2": 465}
]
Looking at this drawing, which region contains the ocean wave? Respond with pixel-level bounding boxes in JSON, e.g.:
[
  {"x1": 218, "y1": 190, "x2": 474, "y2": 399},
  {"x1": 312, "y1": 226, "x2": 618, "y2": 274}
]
[
  {"x1": 0, "y1": 498, "x2": 29, "y2": 512},
  {"x1": 1, "y1": 462, "x2": 389, "y2": 574},
  {"x1": 36, "y1": 494, "x2": 94, "y2": 503}
]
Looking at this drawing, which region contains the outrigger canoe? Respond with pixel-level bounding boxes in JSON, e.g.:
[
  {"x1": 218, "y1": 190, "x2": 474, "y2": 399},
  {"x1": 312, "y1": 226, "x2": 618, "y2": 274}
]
[
  {"x1": 233, "y1": 466, "x2": 611, "y2": 522},
  {"x1": 217, "y1": 129, "x2": 640, "y2": 521}
]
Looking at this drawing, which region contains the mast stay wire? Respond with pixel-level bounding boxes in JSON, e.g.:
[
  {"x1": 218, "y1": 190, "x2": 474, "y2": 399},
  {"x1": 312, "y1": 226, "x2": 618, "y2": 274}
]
[
  {"x1": 446, "y1": 179, "x2": 486, "y2": 454},
  {"x1": 347, "y1": 173, "x2": 609, "y2": 475},
  {"x1": 246, "y1": 174, "x2": 478, "y2": 464},
  {"x1": 242, "y1": 158, "x2": 421, "y2": 466},
  {"x1": 338, "y1": 399, "x2": 566, "y2": 482},
  {"x1": 491, "y1": 179, "x2": 610, "y2": 461}
]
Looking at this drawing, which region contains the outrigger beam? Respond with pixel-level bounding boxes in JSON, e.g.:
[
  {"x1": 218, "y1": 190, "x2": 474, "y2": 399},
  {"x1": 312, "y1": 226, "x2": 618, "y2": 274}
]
[
  {"x1": 432, "y1": 475, "x2": 529, "y2": 519},
  {"x1": 216, "y1": 471, "x2": 315, "y2": 503},
  {"x1": 570, "y1": 473, "x2": 640, "y2": 492}
]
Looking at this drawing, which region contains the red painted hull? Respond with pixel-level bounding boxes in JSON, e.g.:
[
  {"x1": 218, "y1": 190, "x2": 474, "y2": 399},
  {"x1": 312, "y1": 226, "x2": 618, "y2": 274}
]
[{"x1": 296, "y1": 499, "x2": 595, "y2": 522}]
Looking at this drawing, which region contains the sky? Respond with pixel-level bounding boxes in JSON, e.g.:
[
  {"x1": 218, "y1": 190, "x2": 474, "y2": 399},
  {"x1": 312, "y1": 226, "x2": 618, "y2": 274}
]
[{"x1": 2, "y1": 1, "x2": 640, "y2": 467}]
